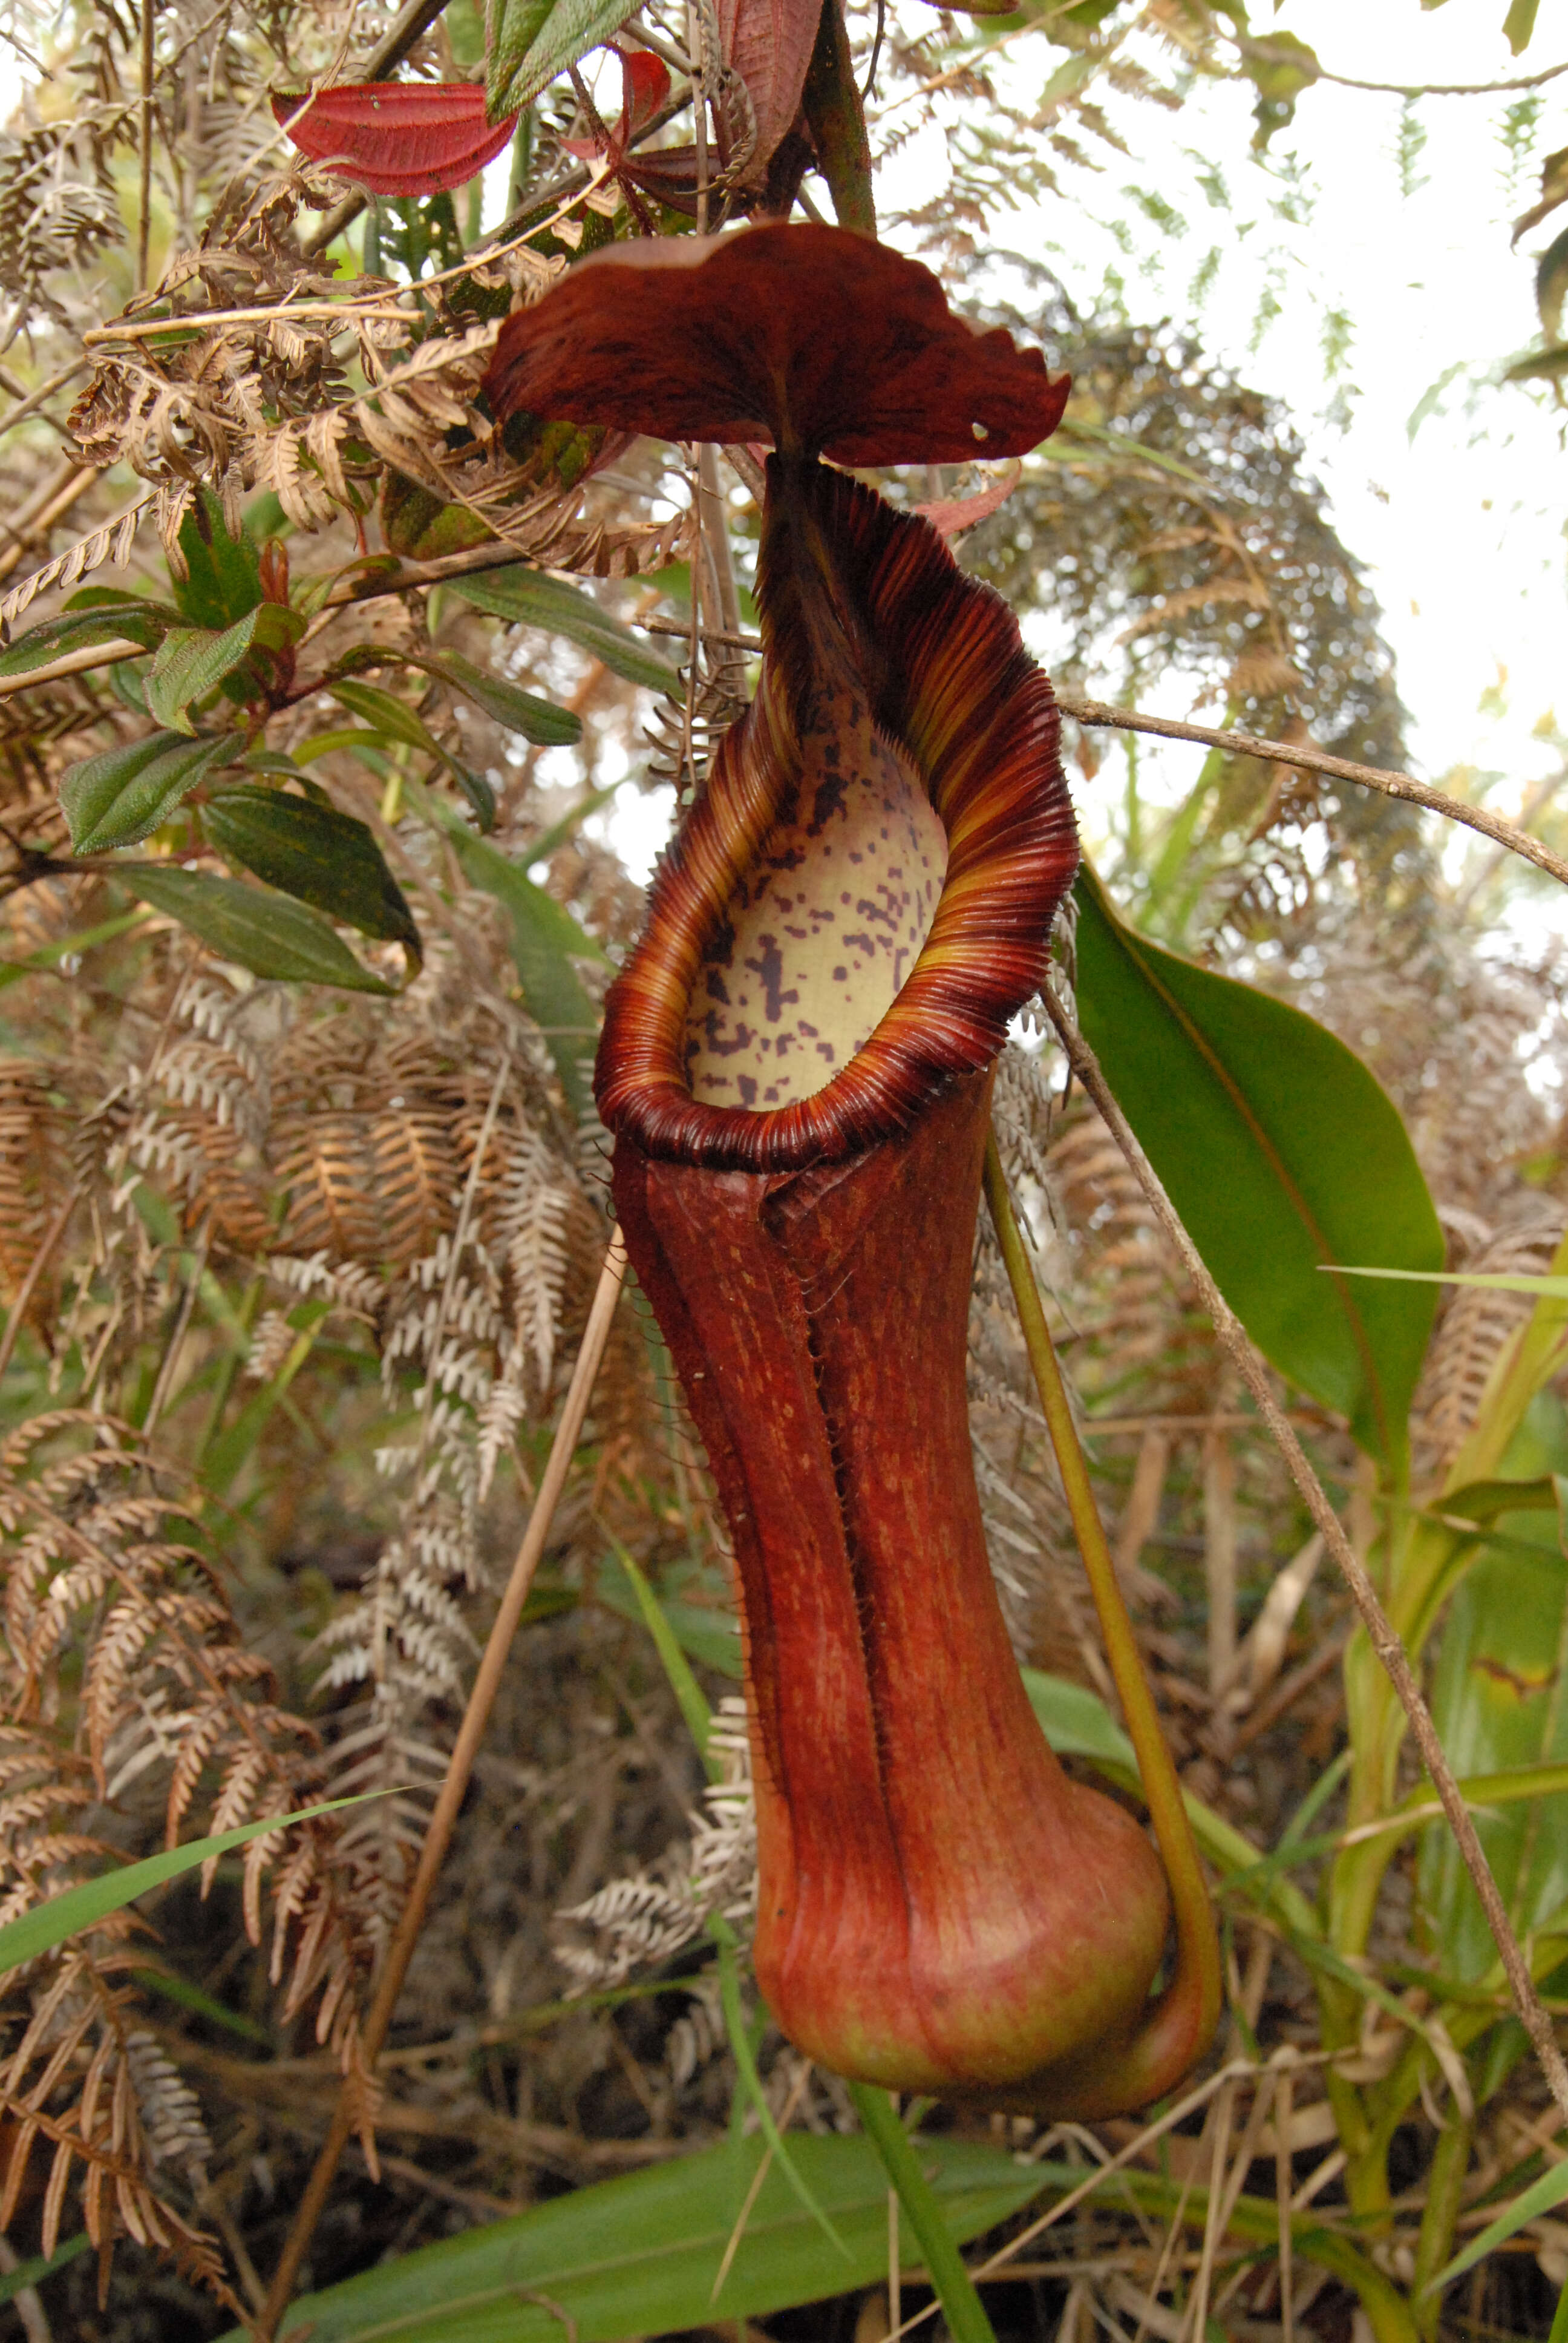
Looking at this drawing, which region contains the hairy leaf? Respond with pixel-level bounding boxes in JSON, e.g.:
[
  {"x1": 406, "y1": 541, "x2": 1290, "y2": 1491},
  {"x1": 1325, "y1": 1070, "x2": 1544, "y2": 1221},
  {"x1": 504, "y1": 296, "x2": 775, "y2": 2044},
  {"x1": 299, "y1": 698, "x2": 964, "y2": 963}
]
[
  {"x1": 482, "y1": 224, "x2": 1071, "y2": 466},
  {"x1": 327, "y1": 676, "x2": 495, "y2": 827},
  {"x1": 62, "y1": 732, "x2": 234, "y2": 853},
  {"x1": 174, "y1": 491, "x2": 263, "y2": 627},
  {"x1": 411, "y1": 647, "x2": 582, "y2": 744},
  {"x1": 1074, "y1": 861, "x2": 1443, "y2": 1473},
  {"x1": 272, "y1": 82, "x2": 519, "y2": 195},
  {"x1": 203, "y1": 786, "x2": 421, "y2": 966},
  {"x1": 446, "y1": 567, "x2": 681, "y2": 695},
  {"x1": 488, "y1": 0, "x2": 644, "y2": 120},
  {"x1": 0, "y1": 600, "x2": 173, "y2": 677},
  {"x1": 146, "y1": 604, "x2": 304, "y2": 733},
  {"x1": 126, "y1": 868, "x2": 396, "y2": 993}
]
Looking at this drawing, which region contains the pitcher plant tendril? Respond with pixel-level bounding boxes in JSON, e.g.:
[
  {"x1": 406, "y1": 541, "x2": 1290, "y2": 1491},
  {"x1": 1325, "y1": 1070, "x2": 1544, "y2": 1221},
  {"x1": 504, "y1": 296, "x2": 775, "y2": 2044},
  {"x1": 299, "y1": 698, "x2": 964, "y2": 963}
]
[{"x1": 483, "y1": 222, "x2": 1218, "y2": 2110}]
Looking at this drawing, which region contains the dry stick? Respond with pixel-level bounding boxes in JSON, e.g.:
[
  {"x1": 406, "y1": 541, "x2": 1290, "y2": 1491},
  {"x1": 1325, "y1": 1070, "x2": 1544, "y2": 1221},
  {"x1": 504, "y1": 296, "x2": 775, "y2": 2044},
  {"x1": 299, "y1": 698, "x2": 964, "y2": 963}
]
[
  {"x1": 0, "y1": 356, "x2": 91, "y2": 444},
  {"x1": 256, "y1": 1230, "x2": 629, "y2": 2340},
  {"x1": 1040, "y1": 986, "x2": 1568, "y2": 2131},
  {"x1": 1053, "y1": 694, "x2": 1568, "y2": 895},
  {"x1": 0, "y1": 465, "x2": 101, "y2": 586},
  {"x1": 137, "y1": 0, "x2": 157, "y2": 290},
  {"x1": 890, "y1": 2051, "x2": 1301, "y2": 2339},
  {"x1": 1183, "y1": 2078, "x2": 1235, "y2": 2343}
]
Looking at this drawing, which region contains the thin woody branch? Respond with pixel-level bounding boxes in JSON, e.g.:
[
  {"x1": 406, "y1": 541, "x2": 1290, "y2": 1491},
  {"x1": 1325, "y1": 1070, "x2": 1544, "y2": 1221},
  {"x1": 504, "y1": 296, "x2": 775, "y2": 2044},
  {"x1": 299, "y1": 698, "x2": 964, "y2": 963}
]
[
  {"x1": 1053, "y1": 693, "x2": 1568, "y2": 894},
  {"x1": 1040, "y1": 980, "x2": 1568, "y2": 2133}
]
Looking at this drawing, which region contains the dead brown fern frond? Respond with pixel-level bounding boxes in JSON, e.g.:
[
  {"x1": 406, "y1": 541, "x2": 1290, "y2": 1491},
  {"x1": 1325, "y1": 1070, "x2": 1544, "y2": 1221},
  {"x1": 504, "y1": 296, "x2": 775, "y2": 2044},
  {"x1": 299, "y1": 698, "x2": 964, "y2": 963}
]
[
  {"x1": 0, "y1": 1724, "x2": 237, "y2": 2311},
  {"x1": 0, "y1": 1060, "x2": 70, "y2": 1331},
  {"x1": 0, "y1": 1415, "x2": 374, "y2": 2076},
  {"x1": 1414, "y1": 1204, "x2": 1566, "y2": 1473}
]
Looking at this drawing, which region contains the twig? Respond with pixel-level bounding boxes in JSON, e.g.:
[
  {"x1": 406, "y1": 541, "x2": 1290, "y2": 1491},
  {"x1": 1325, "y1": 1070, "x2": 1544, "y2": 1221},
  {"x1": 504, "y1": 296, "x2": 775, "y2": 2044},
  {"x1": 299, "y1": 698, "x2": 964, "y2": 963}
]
[
  {"x1": 255, "y1": 1229, "x2": 629, "y2": 2338},
  {"x1": 139, "y1": 0, "x2": 157, "y2": 290},
  {"x1": 0, "y1": 358, "x2": 91, "y2": 444},
  {"x1": 0, "y1": 464, "x2": 101, "y2": 585},
  {"x1": 1054, "y1": 695, "x2": 1568, "y2": 894},
  {"x1": 1235, "y1": 34, "x2": 1568, "y2": 97},
  {"x1": 641, "y1": 614, "x2": 759, "y2": 650},
  {"x1": 688, "y1": 0, "x2": 710, "y2": 237},
  {"x1": 1181, "y1": 2079, "x2": 1235, "y2": 2343},
  {"x1": 1040, "y1": 984, "x2": 1568, "y2": 2132}
]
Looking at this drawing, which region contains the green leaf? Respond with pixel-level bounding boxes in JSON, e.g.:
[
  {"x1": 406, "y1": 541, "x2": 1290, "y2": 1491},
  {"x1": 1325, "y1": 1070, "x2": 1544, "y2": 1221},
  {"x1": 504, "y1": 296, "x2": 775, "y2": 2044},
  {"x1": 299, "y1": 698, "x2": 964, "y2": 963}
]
[
  {"x1": 1074, "y1": 862, "x2": 1443, "y2": 1473},
  {"x1": 61, "y1": 732, "x2": 235, "y2": 853},
  {"x1": 599, "y1": 1559, "x2": 743, "y2": 1682},
  {"x1": 0, "y1": 1795, "x2": 382, "y2": 1977},
  {"x1": 413, "y1": 647, "x2": 583, "y2": 746},
  {"x1": 848, "y1": 2085, "x2": 998, "y2": 2343},
  {"x1": 146, "y1": 604, "x2": 303, "y2": 733},
  {"x1": 0, "y1": 601, "x2": 172, "y2": 678},
  {"x1": 328, "y1": 678, "x2": 495, "y2": 829},
  {"x1": 203, "y1": 787, "x2": 420, "y2": 965},
  {"x1": 0, "y1": 2234, "x2": 91, "y2": 2304},
  {"x1": 125, "y1": 868, "x2": 396, "y2": 994},
  {"x1": 1333, "y1": 1266, "x2": 1568, "y2": 1300},
  {"x1": 133, "y1": 1964, "x2": 272, "y2": 2043},
  {"x1": 294, "y1": 728, "x2": 396, "y2": 776},
  {"x1": 199, "y1": 1308, "x2": 325, "y2": 1496},
  {"x1": 528, "y1": 778, "x2": 622, "y2": 862},
  {"x1": 0, "y1": 907, "x2": 151, "y2": 991},
  {"x1": 601, "y1": 1538, "x2": 720, "y2": 1776},
  {"x1": 1504, "y1": 0, "x2": 1540, "y2": 53},
  {"x1": 487, "y1": 0, "x2": 643, "y2": 117},
  {"x1": 1418, "y1": 1467, "x2": 1568, "y2": 1979},
  {"x1": 174, "y1": 490, "x2": 263, "y2": 628},
  {"x1": 1425, "y1": 2151, "x2": 1568, "y2": 2295},
  {"x1": 329, "y1": 677, "x2": 451, "y2": 756},
  {"x1": 419, "y1": 787, "x2": 604, "y2": 1114},
  {"x1": 705, "y1": 1922, "x2": 850, "y2": 2258},
  {"x1": 224, "y1": 2132, "x2": 1042, "y2": 2343},
  {"x1": 447, "y1": 568, "x2": 682, "y2": 698},
  {"x1": 1022, "y1": 1666, "x2": 1137, "y2": 1771}
]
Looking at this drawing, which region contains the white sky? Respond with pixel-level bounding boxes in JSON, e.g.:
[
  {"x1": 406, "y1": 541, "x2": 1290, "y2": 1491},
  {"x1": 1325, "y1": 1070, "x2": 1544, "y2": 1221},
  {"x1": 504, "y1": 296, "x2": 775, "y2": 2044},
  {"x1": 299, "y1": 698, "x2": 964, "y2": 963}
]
[{"x1": 872, "y1": 1, "x2": 1568, "y2": 877}]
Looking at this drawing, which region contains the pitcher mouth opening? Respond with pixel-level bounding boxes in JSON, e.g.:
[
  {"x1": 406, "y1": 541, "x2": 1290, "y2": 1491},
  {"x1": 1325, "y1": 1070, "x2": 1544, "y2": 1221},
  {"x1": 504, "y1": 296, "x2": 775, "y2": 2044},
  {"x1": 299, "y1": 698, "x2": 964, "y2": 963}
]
[{"x1": 594, "y1": 459, "x2": 1078, "y2": 1172}]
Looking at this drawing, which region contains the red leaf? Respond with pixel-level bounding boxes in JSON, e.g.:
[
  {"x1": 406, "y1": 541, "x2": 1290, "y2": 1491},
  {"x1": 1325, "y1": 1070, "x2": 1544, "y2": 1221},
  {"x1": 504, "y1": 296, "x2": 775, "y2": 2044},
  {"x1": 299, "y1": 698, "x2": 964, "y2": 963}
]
[
  {"x1": 618, "y1": 44, "x2": 672, "y2": 136},
  {"x1": 913, "y1": 457, "x2": 1022, "y2": 538},
  {"x1": 562, "y1": 44, "x2": 672, "y2": 165},
  {"x1": 272, "y1": 83, "x2": 519, "y2": 197},
  {"x1": 483, "y1": 224, "x2": 1070, "y2": 466},
  {"x1": 716, "y1": 0, "x2": 820, "y2": 185}
]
